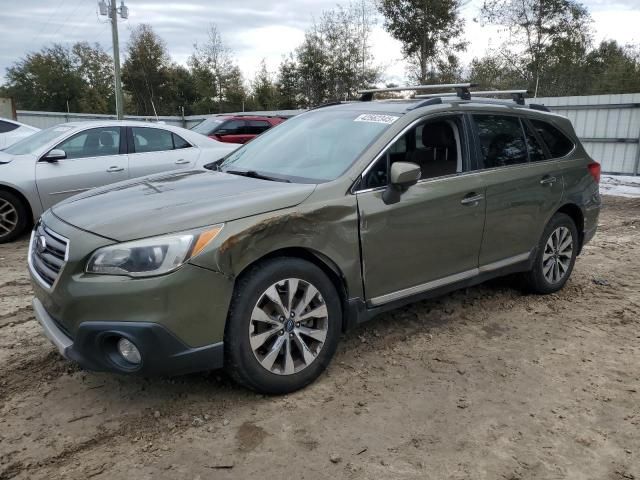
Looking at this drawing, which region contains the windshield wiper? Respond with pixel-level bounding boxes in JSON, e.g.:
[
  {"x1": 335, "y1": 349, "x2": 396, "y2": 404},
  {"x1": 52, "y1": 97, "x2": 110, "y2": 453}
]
[{"x1": 224, "y1": 169, "x2": 290, "y2": 183}]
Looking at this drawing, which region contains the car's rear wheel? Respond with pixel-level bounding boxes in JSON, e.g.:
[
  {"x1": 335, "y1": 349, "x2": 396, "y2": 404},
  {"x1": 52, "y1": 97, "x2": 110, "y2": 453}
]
[
  {"x1": 224, "y1": 257, "x2": 341, "y2": 394},
  {"x1": 523, "y1": 213, "x2": 578, "y2": 294},
  {"x1": 0, "y1": 190, "x2": 29, "y2": 244}
]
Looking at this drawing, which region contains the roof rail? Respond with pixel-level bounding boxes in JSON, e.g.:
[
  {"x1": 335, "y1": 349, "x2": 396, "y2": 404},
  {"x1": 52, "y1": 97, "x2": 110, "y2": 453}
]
[
  {"x1": 358, "y1": 83, "x2": 479, "y2": 101},
  {"x1": 529, "y1": 104, "x2": 551, "y2": 112},
  {"x1": 415, "y1": 89, "x2": 529, "y2": 105}
]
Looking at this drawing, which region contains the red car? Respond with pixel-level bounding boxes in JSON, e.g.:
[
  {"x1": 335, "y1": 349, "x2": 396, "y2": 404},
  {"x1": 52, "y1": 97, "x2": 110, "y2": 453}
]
[{"x1": 191, "y1": 115, "x2": 286, "y2": 144}]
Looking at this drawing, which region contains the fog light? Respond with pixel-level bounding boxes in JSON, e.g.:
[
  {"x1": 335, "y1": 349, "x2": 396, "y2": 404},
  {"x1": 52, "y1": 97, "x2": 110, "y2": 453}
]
[{"x1": 117, "y1": 338, "x2": 141, "y2": 365}]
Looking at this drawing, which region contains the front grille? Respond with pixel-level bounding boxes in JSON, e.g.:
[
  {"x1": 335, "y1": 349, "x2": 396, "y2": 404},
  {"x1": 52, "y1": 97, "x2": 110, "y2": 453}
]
[{"x1": 29, "y1": 222, "x2": 69, "y2": 289}]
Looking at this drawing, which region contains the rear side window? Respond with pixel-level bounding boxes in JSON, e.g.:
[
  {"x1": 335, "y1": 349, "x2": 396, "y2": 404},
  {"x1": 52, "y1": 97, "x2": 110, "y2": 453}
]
[
  {"x1": 132, "y1": 127, "x2": 173, "y2": 153},
  {"x1": 530, "y1": 120, "x2": 574, "y2": 158},
  {"x1": 172, "y1": 133, "x2": 191, "y2": 149},
  {"x1": 0, "y1": 120, "x2": 19, "y2": 133},
  {"x1": 473, "y1": 115, "x2": 528, "y2": 168}
]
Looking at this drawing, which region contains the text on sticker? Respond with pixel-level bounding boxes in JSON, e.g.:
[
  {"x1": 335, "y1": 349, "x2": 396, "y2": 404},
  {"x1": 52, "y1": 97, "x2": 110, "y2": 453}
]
[{"x1": 354, "y1": 114, "x2": 399, "y2": 124}]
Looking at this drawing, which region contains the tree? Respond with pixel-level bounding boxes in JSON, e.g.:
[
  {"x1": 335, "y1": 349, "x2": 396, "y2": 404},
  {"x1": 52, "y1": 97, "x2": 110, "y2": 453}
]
[
  {"x1": 378, "y1": 0, "x2": 466, "y2": 84},
  {"x1": 72, "y1": 42, "x2": 115, "y2": 113},
  {"x1": 121, "y1": 24, "x2": 172, "y2": 116},
  {"x1": 189, "y1": 24, "x2": 242, "y2": 113},
  {"x1": 275, "y1": 54, "x2": 299, "y2": 109},
  {"x1": 582, "y1": 41, "x2": 640, "y2": 95},
  {"x1": 164, "y1": 64, "x2": 199, "y2": 116},
  {"x1": 4, "y1": 44, "x2": 85, "y2": 112},
  {"x1": 480, "y1": 0, "x2": 592, "y2": 96},
  {"x1": 251, "y1": 60, "x2": 278, "y2": 110},
  {"x1": 294, "y1": 1, "x2": 380, "y2": 106}
]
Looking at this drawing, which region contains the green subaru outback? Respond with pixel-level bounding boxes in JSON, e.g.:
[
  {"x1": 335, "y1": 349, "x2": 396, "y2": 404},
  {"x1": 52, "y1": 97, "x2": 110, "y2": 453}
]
[{"x1": 28, "y1": 85, "x2": 601, "y2": 393}]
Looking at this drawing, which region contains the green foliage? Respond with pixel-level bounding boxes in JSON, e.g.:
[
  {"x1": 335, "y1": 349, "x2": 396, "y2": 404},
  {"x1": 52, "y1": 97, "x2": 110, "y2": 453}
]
[
  {"x1": 275, "y1": 55, "x2": 299, "y2": 109},
  {"x1": 582, "y1": 41, "x2": 640, "y2": 95},
  {"x1": 378, "y1": 0, "x2": 466, "y2": 84},
  {"x1": 251, "y1": 60, "x2": 278, "y2": 110},
  {"x1": 3, "y1": 1, "x2": 640, "y2": 116},
  {"x1": 188, "y1": 24, "x2": 247, "y2": 114},
  {"x1": 283, "y1": 0, "x2": 381, "y2": 107},
  {"x1": 479, "y1": 0, "x2": 592, "y2": 95},
  {"x1": 121, "y1": 24, "x2": 173, "y2": 115},
  {"x1": 4, "y1": 43, "x2": 114, "y2": 113}
]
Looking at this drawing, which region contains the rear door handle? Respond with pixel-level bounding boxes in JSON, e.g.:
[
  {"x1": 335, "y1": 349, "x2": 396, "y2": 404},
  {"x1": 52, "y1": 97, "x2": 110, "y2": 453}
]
[
  {"x1": 540, "y1": 175, "x2": 557, "y2": 185},
  {"x1": 461, "y1": 193, "x2": 484, "y2": 206},
  {"x1": 106, "y1": 166, "x2": 124, "y2": 173},
  {"x1": 174, "y1": 159, "x2": 190, "y2": 165}
]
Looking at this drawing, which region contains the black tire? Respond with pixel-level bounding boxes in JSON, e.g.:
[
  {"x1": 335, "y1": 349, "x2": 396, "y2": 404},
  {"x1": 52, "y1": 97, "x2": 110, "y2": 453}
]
[
  {"x1": 523, "y1": 213, "x2": 579, "y2": 294},
  {"x1": 224, "y1": 257, "x2": 342, "y2": 394},
  {"x1": 0, "y1": 190, "x2": 29, "y2": 244}
]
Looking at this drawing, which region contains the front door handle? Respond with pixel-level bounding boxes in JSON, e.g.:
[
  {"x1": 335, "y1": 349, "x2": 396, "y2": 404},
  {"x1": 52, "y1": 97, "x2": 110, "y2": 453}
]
[
  {"x1": 174, "y1": 159, "x2": 190, "y2": 165},
  {"x1": 540, "y1": 175, "x2": 557, "y2": 186},
  {"x1": 461, "y1": 193, "x2": 484, "y2": 206},
  {"x1": 106, "y1": 166, "x2": 124, "y2": 173}
]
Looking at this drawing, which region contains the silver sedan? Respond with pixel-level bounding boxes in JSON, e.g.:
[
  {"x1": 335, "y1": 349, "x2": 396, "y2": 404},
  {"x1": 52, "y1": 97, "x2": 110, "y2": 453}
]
[{"x1": 0, "y1": 120, "x2": 238, "y2": 242}]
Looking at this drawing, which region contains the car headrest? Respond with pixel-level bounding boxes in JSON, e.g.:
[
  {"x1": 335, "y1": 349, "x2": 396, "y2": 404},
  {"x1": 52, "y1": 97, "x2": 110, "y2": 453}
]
[
  {"x1": 99, "y1": 131, "x2": 115, "y2": 147},
  {"x1": 421, "y1": 123, "x2": 453, "y2": 149}
]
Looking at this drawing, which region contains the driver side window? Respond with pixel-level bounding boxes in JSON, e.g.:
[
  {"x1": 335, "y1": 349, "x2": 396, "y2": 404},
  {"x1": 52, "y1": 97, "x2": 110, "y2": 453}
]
[
  {"x1": 54, "y1": 127, "x2": 121, "y2": 160},
  {"x1": 361, "y1": 116, "x2": 463, "y2": 189}
]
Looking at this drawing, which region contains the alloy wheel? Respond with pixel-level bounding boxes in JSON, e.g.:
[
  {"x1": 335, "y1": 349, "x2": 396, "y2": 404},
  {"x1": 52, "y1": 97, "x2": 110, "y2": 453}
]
[
  {"x1": 0, "y1": 198, "x2": 18, "y2": 239},
  {"x1": 542, "y1": 226, "x2": 573, "y2": 284},
  {"x1": 249, "y1": 278, "x2": 329, "y2": 375}
]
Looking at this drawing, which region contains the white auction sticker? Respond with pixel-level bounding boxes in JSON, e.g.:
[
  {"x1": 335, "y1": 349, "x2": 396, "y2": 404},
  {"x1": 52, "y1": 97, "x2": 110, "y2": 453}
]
[{"x1": 354, "y1": 114, "x2": 399, "y2": 124}]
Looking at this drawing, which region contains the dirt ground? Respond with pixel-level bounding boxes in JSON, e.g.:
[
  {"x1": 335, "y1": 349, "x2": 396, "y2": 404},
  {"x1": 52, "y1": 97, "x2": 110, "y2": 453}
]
[{"x1": 0, "y1": 196, "x2": 638, "y2": 480}]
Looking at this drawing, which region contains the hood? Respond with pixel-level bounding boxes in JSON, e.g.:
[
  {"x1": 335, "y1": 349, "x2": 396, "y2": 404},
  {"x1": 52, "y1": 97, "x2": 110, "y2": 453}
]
[{"x1": 52, "y1": 170, "x2": 316, "y2": 241}]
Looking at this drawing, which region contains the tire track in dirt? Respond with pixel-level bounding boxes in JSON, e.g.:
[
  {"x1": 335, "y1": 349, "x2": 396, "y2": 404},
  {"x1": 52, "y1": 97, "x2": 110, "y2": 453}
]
[{"x1": 0, "y1": 350, "x2": 74, "y2": 403}]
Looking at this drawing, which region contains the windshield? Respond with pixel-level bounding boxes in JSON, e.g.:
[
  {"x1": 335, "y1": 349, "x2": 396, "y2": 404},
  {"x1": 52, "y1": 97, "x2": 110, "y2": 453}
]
[
  {"x1": 5, "y1": 125, "x2": 74, "y2": 155},
  {"x1": 191, "y1": 118, "x2": 225, "y2": 135},
  {"x1": 218, "y1": 110, "x2": 398, "y2": 183}
]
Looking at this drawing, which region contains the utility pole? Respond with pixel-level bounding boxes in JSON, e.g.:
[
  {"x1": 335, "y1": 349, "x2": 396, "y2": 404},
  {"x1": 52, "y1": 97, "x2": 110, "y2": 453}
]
[{"x1": 98, "y1": 1, "x2": 128, "y2": 119}]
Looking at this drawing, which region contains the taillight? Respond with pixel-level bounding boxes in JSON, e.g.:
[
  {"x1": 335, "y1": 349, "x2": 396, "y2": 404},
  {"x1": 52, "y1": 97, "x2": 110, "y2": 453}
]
[{"x1": 588, "y1": 162, "x2": 601, "y2": 183}]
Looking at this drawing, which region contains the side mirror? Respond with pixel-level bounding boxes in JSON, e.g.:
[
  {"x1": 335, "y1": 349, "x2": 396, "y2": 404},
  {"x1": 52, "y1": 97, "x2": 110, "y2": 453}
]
[
  {"x1": 382, "y1": 161, "x2": 421, "y2": 205},
  {"x1": 42, "y1": 149, "x2": 66, "y2": 162}
]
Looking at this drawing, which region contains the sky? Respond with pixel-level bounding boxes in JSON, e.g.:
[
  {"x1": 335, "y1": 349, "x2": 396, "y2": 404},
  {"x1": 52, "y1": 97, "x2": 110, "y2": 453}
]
[{"x1": 0, "y1": 0, "x2": 639, "y2": 86}]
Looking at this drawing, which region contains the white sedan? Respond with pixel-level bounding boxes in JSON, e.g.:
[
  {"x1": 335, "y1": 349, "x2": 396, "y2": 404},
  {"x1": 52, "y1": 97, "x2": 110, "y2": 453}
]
[
  {"x1": 0, "y1": 120, "x2": 239, "y2": 242},
  {"x1": 0, "y1": 118, "x2": 39, "y2": 148}
]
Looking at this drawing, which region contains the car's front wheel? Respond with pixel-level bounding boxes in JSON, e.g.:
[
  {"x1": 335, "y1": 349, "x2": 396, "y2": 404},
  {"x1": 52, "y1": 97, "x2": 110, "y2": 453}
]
[
  {"x1": 524, "y1": 212, "x2": 579, "y2": 294},
  {"x1": 0, "y1": 190, "x2": 29, "y2": 244},
  {"x1": 224, "y1": 257, "x2": 342, "y2": 394}
]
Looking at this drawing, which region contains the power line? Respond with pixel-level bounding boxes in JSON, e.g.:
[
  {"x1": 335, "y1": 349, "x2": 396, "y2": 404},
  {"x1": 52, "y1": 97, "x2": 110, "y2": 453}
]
[
  {"x1": 27, "y1": 0, "x2": 71, "y2": 52},
  {"x1": 50, "y1": 0, "x2": 93, "y2": 38}
]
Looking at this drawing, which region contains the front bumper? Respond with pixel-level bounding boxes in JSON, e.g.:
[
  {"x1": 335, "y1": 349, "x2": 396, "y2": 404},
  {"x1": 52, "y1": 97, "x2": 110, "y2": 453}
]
[{"x1": 32, "y1": 298, "x2": 224, "y2": 375}]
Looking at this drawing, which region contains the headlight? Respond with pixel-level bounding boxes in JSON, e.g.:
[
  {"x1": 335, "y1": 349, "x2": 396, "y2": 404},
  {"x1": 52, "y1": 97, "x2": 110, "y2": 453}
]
[{"x1": 86, "y1": 224, "x2": 223, "y2": 277}]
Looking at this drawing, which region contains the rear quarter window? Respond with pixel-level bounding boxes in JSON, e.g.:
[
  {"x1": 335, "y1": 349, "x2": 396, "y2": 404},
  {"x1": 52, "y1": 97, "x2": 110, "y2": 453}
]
[
  {"x1": 0, "y1": 120, "x2": 19, "y2": 133},
  {"x1": 530, "y1": 120, "x2": 574, "y2": 158}
]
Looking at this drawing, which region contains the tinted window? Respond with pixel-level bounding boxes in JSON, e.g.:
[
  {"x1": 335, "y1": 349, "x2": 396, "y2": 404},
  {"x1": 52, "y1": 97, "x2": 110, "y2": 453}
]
[
  {"x1": 132, "y1": 127, "x2": 173, "y2": 153},
  {"x1": 172, "y1": 133, "x2": 191, "y2": 149},
  {"x1": 55, "y1": 127, "x2": 120, "y2": 159},
  {"x1": 524, "y1": 122, "x2": 547, "y2": 162},
  {"x1": 0, "y1": 120, "x2": 19, "y2": 133},
  {"x1": 362, "y1": 118, "x2": 462, "y2": 189},
  {"x1": 246, "y1": 120, "x2": 271, "y2": 135},
  {"x1": 473, "y1": 115, "x2": 527, "y2": 168},
  {"x1": 530, "y1": 120, "x2": 574, "y2": 158},
  {"x1": 218, "y1": 120, "x2": 245, "y2": 135}
]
